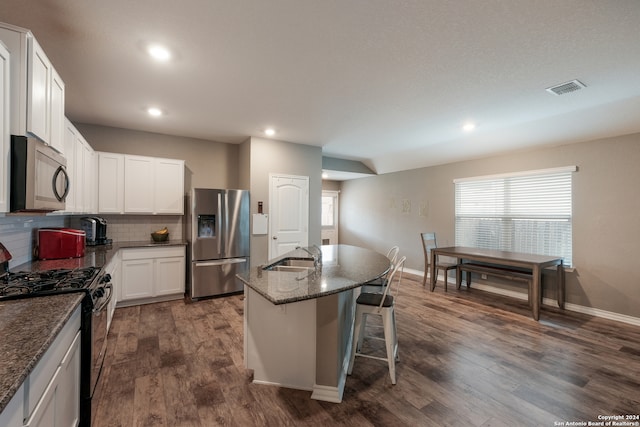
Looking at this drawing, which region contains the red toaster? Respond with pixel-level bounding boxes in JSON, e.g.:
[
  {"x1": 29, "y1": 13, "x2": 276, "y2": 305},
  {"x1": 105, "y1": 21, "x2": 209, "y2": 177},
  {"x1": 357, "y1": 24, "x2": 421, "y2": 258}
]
[{"x1": 38, "y1": 228, "x2": 86, "y2": 260}]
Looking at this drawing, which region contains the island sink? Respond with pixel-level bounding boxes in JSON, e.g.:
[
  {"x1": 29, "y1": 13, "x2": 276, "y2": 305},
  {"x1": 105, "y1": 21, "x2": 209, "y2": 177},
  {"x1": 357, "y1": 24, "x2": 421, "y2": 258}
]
[{"x1": 263, "y1": 257, "x2": 316, "y2": 271}]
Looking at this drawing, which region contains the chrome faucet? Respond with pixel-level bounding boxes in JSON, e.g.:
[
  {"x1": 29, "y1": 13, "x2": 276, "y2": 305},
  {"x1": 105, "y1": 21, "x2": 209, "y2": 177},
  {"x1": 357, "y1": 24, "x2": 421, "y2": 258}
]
[
  {"x1": 296, "y1": 245, "x2": 322, "y2": 269},
  {"x1": 312, "y1": 244, "x2": 322, "y2": 266}
]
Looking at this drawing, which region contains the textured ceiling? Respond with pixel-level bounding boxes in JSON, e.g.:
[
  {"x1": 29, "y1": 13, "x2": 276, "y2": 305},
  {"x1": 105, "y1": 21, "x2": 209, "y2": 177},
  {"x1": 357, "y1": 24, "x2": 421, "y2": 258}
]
[{"x1": 1, "y1": 0, "x2": 640, "y2": 175}]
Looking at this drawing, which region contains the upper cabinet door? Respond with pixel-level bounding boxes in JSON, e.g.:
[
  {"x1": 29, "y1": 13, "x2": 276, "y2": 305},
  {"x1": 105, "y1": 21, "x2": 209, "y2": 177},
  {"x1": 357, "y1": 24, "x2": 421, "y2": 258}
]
[
  {"x1": 0, "y1": 42, "x2": 10, "y2": 214},
  {"x1": 62, "y1": 119, "x2": 77, "y2": 213},
  {"x1": 49, "y1": 68, "x2": 65, "y2": 153},
  {"x1": 27, "y1": 37, "x2": 51, "y2": 143},
  {"x1": 124, "y1": 155, "x2": 154, "y2": 213},
  {"x1": 0, "y1": 24, "x2": 65, "y2": 147},
  {"x1": 98, "y1": 152, "x2": 125, "y2": 214},
  {"x1": 82, "y1": 138, "x2": 95, "y2": 214},
  {"x1": 154, "y1": 158, "x2": 184, "y2": 214}
]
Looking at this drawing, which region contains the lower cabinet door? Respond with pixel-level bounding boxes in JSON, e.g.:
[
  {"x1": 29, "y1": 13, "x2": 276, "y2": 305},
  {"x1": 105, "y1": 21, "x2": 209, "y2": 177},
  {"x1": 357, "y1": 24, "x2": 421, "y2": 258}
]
[
  {"x1": 0, "y1": 384, "x2": 24, "y2": 427},
  {"x1": 155, "y1": 256, "x2": 185, "y2": 296},
  {"x1": 56, "y1": 331, "x2": 81, "y2": 427},
  {"x1": 25, "y1": 367, "x2": 58, "y2": 427},
  {"x1": 26, "y1": 331, "x2": 81, "y2": 427},
  {"x1": 121, "y1": 259, "x2": 154, "y2": 300}
]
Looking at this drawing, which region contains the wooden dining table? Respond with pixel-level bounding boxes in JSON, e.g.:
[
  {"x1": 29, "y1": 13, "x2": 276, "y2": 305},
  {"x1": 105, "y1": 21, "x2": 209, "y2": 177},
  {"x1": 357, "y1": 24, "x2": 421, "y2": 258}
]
[{"x1": 430, "y1": 246, "x2": 565, "y2": 320}]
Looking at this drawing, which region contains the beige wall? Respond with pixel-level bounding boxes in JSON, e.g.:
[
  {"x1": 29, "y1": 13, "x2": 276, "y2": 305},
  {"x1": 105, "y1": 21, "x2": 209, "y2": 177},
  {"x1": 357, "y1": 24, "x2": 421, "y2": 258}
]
[
  {"x1": 322, "y1": 180, "x2": 341, "y2": 191},
  {"x1": 244, "y1": 137, "x2": 322, "y2": 267},
  {"x1": 339, "y1": 133, "x2": 640, "y2": 318},
  {"x1": 76, "y1": 123, "x2": 240, "y2": 191}
]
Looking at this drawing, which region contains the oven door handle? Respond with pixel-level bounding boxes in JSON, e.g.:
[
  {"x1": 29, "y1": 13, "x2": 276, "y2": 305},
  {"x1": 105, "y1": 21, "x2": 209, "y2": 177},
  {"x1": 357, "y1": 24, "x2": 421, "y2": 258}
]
[{"x1": 93, "y1": 283, "x2": 113, "y2": 313}]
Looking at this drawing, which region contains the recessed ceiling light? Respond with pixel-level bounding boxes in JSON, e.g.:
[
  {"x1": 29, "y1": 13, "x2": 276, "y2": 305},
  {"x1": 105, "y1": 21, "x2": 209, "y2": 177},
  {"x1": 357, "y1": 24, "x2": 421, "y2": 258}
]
[
  {"x1": 148, "y1": 44, "x2": 171, "y2": 61},
  {"x1": 462, "y1": 122, "x2": 476, "y2": 132},
  {"x1": 264, "y1": 128, "x2": 276, "y2": 137},
  {"x1": 147, "y1": 107, "x2": 163, "y2": 117}
]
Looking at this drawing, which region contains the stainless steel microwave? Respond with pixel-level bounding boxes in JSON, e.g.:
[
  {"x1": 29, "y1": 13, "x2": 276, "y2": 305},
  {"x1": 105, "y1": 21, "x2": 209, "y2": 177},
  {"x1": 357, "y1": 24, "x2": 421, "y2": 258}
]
[{"x1": 10, "y1": 135, "x2": 69, "y2": 212}]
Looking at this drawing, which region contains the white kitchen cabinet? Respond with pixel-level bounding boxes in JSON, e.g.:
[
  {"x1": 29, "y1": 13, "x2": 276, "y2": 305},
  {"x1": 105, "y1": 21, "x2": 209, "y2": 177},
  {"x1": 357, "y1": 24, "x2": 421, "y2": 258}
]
[
  {"x1": 83, "y1": 141, "x2": 97, "y2": 214},
  {"x1": 49, "y1": 67, "x2": 65, "y2": 154},
  {"x1": 124, "y1": 155, "x2": 154, "y2": 213},
  {"x1": 26, "y1": 331, "x2": 81, "y2": 427},
  {"x1": 98, "y1": 152, "x2": 184, "y2": 215},
  {"x1": 154, "y1": 158, "x2": 185, "y2": 214},
  {"x1": 0, "y1": 383, "x2": 23, "y2": 427},
  {"x1": 73, "y1": 131, "x2": 86, "y2": 212},
  {"x1": 26, "y1": 36, "x2": 50, "y2": 144},
  {"x1": 0, "y1": 41, "x2": 9, "y2": 213},
  {"x1": 62, "y1": 119, "x2": 96, "y2": 214},
  {"x1": 24, "y1": 306, "x2": 81, "y2": 427},
  {"x1": 0, "y1": 23, "x2": 65, "y2": 148},
  {"x1": 55, "y1": 331, "x2": 81, "y2": 427},
  {"x1": 77, "y1": 134, "x2": 94, "y2": 213},
  {"x1": 62, "y1": 119, "x2": 78, "y2": 213},
  {"x1": 0, "y1": 306, "x2": 81, "y2": 427},
  {"x1": 121, "y1": 257, "x2": 154, "y2": 300},
  {"x1": 156, "y1": 255, "x2": 186, "y2": 296},
  {"x1": 98, "y1": 152, "x2": 124, "y2": 214},
  {"x1": 119, "y1": 246, "x2": 185, "y2": 305}
]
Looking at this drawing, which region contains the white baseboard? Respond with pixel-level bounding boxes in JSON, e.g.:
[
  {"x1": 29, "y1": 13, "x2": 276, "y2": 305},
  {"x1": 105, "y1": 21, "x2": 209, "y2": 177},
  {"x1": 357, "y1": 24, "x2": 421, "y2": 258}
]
[
  {"x1": 561, "y1": 302, "x2": 640, "y2": 327},
  {"x1": 311, "y1": 384, "x2": 342, "y2": 403},
  {"x1": 252, "y1": 379, "x2": 313, "y2": 392},
  {"x1": 407, "y1": 269, "x2": 640, "y2": 327}
]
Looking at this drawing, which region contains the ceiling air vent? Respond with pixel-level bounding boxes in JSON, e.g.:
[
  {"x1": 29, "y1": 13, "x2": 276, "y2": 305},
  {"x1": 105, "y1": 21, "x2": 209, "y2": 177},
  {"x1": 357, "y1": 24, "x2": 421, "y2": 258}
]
[{"x1": 546, "y1": 79, "x2": 586, "y2": 96}]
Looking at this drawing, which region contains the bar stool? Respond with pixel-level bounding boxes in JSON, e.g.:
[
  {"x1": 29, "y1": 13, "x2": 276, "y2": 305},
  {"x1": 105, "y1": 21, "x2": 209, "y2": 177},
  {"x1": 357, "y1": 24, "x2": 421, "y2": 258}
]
[
  {"x1": 361, "y1": 245, "x2": 399, "y2": 294},
  {"x1": 348, "y1": 256, "x2": 406, "y2": 384}
]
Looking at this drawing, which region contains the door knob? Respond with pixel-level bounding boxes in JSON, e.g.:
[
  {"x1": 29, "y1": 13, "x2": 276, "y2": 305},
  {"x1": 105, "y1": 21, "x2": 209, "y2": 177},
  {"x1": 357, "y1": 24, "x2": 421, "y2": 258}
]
[{"x1": 272, "y1": 236, "x2": 278, "y2": 240}]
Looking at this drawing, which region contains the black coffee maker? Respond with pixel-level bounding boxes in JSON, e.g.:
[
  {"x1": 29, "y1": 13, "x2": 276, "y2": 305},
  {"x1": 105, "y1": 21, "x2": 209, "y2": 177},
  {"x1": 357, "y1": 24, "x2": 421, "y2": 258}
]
[{"x1": 80, "y1": 217, "x2": 109, "y2": 245}]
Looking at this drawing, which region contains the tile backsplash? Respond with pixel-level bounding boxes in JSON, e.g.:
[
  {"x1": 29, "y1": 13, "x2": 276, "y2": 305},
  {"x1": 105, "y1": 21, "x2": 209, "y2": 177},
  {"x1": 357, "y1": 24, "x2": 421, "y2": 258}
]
[
  {"x1": 70, "y1": 215, "x2": 184, "y2": 243},
  {"x1": 0, "y1": 214, "x2": 184, "y2": 269},
  {"x1": 0, "y1": 215, "x2": 66, "y2": 268}
]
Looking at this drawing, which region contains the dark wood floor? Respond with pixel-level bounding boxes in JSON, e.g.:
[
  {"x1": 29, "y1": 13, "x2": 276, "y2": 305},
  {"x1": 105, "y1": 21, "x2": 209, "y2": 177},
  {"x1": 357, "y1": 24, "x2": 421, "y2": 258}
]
[{"x1": 92, "y1": 274, "x2": 640, "y2": 427}]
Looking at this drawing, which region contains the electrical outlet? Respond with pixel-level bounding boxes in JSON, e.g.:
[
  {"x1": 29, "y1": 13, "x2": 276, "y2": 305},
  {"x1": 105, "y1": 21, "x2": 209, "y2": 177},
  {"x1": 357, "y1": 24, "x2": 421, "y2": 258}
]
[{"x1": 481, "y1": 274, "x2": 488, "y2": 280}]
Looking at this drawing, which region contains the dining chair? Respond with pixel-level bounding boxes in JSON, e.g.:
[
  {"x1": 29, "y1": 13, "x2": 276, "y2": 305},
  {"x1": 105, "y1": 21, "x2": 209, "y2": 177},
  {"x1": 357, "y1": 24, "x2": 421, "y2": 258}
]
[
  {"x1": 361, "y1": 245, "x2": 399, "y2": 294},
  {"x1": 421, "y1": 232, "x2": 457, "y2": 291},
  {"x1": 348, "y1": 256, "x2": 406, "y2": 384}
]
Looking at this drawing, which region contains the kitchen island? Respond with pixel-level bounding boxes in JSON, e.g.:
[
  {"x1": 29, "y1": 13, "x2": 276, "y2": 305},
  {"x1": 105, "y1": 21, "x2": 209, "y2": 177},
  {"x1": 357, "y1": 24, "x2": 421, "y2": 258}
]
[{"x1": 236, "y1": 244, "x2": 390, "y2": 403}]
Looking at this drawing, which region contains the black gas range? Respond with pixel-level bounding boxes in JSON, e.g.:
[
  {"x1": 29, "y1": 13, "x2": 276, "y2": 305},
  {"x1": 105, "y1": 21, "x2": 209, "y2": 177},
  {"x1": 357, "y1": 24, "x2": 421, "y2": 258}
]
[
  {"x1": 0, "y1": 267, "x2": 101, "y2": 299},
  {"x1": 0, "y1": 264, "x2": 112, "y2": 427}
]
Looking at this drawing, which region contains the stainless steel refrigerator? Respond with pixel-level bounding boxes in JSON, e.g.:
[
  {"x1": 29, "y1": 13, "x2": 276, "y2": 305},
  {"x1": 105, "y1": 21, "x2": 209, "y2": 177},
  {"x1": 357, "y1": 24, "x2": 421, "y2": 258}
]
[{"x1": 187, "y1": 188, "x2": 250, "y2": 299}]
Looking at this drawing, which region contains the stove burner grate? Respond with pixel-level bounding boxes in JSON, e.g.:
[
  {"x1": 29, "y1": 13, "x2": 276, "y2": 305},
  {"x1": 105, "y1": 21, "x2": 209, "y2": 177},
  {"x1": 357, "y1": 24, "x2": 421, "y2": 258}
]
[{"x1": 0, "y1": 267, "x2": 100, "y2": 298}]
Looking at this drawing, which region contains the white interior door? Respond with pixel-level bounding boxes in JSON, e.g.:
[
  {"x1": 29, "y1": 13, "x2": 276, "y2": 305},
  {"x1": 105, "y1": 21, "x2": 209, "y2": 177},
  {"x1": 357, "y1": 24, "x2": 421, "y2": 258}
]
[{"x1": 269, "y1": 174, "x2": 309, "y2": 258}]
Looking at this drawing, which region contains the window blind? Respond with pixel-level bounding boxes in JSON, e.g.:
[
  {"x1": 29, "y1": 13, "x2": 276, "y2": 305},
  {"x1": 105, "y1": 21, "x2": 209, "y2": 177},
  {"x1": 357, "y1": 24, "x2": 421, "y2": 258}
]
[{"x1": 454, "y1": 166, "x2": 575, "y2": 266}]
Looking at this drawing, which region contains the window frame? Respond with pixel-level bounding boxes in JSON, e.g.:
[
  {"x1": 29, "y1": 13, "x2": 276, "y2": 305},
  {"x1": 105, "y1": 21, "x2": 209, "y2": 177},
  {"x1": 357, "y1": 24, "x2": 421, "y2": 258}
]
[{"x1": 454, "y1": 166, "x2": 576, "y2": 266}]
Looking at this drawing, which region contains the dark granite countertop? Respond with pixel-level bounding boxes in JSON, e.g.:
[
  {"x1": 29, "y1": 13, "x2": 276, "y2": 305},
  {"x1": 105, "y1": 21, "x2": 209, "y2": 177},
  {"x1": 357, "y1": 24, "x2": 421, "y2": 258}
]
[
  {"x1": 237, "y1": 244, "x2": 390, "y2": 305},
  {"x1": 15, "y1": 239, "x2": 187, "y2": 272},
  {"x1": 0, "y1": 293, "x2": 84, "y2": 413},
  {"x1": 0, "y1": 239, "x2": 187, "y2": 414}
]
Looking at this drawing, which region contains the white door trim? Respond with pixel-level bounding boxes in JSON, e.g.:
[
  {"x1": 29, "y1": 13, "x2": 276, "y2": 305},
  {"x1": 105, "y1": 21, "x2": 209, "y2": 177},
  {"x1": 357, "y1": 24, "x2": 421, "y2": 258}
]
[{"x1": 268, "y1": 173, "x2": 310, "y2": 259}]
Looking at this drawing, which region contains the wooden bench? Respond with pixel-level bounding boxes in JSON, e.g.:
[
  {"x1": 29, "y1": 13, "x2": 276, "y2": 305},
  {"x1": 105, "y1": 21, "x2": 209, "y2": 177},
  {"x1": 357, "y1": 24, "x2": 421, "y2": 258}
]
[{"x1": 456, "y1": 262, "x2": 536, "y2": 313}]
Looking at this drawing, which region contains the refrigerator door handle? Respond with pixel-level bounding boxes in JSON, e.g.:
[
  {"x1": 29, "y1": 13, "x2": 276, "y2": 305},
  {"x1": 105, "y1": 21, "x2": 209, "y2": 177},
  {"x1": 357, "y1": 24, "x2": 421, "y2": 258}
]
[
  {"x1": 217, "y1": 192, "x2": 223, "y2": 256},
  {"x1": 195, "y1": 259, "x2": 247, "y2": 267}
]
